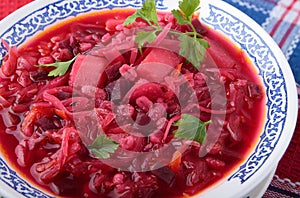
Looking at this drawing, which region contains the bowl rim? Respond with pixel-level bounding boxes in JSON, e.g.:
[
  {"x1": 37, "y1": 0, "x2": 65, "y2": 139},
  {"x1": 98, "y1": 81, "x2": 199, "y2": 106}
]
[
  {"x1": 0, "y1": 0, "x2": 298, "y2": 197},
  {"x1": 198, "y1": 0, "x2": 298, "y2": 196}
]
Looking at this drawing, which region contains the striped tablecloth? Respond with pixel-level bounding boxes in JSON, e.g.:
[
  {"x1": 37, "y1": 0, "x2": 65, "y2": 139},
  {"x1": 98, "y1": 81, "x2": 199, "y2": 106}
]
[{"x1": 1, "y1": 0, "x2": 300, "y2": 197}]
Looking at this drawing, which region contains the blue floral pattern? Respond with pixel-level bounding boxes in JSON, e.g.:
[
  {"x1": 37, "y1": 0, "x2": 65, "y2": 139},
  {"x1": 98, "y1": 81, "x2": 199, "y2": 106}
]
[
  {"x1": 0, "y1": 158, "x2": 52, "y2": 198},
  {"x1": 202, "y1": 5, "x2": 286, "y2": 183}
]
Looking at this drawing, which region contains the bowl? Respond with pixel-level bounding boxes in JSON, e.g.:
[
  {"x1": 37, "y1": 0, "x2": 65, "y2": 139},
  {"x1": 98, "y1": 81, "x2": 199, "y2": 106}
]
[{"x1": 0, "y1": 0, "x2": 298, "y2": 197}]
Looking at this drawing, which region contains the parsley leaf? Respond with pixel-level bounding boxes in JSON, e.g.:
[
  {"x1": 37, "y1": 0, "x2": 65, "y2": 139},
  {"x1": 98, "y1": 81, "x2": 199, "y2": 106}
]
[
  {"x1": 123, "y1": 13, "x2": 141, "y2": 26},
  {"x1": 172, "y1": 0, "x2": 209, "y2": 69},
  {"x1": 88, "y1": 134, "x2": 119, "y2": 159},
  {"x1": 179, "y1": 34, "x2": 207, "y2": 70},
  {"x1": 142, "y1": 0, "x2": 159, "y2": 25},
  {"x1": 123, "y1": 0, "x2": 209, "y2": 70},
  {"x1": 173, "y1": 114, "x2": 211, "y2": 144},
  {"x1": 123, "y1": 0, "x2": 158, "y2": 26},
  {"x1": 197, "y1": 38, "x2": 210, "y2": 49},
  {"x1": 39, "y1": 54, "x2": 79, "y2": 77},
  {"x1": 171, "y1": 10, "x2": 189, "y2": 25},
  {"x1": 135, "y1": 30, "x2": 158, "y2": 52},
  {"x1": 178, "y1": 0, "x2": 200, "y2": 21}
]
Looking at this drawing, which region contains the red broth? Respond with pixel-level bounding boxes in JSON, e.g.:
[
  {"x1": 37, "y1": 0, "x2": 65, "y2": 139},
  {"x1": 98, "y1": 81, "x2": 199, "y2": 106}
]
[{"x1": 0, "y1": 9, "x2": 265, "y2": 198}]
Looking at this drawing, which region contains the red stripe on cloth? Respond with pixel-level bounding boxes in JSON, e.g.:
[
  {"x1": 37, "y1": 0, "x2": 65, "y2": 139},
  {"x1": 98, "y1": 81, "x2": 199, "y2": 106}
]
[
  {"x1": 269, "y1": 0, "x2": 298, "y2": 37},
  {"x1": 265, "y1": 0, "x2": 279, "y2": 5},
  {"x1": 278, "y1": 11, "x2": 300, "y2": 47}
]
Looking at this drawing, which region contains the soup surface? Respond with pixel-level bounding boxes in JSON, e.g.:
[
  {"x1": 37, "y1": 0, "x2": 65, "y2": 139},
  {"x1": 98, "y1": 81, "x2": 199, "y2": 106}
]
[{"x1": 0, "y1": 9, "x2": 264, "y2": 198}]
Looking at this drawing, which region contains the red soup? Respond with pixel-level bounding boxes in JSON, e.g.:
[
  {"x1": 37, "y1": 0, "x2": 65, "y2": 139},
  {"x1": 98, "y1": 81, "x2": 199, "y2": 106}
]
[{"x1": 0, "y1": 9, "x2": 265, "y2": 198}]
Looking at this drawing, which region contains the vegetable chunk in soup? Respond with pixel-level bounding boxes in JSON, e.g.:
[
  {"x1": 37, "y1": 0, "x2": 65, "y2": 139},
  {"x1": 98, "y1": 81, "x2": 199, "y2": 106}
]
[{"x1": 0, "y1": 0, "x2": 264, "y2": 197}]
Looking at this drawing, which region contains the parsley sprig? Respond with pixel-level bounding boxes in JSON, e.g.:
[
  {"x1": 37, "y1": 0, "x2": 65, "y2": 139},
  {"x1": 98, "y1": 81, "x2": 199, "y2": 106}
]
[
  {"x1": 123, "y1": 0, "x2": 159, "y2": 27},
  {"x1": 88, "y1": 134, "x2": 119, "y2": 159},
  {"x1": 173, "y1": 114, "x2": 211, "y2": 144},
  {"x1": 172, "y1": 0, "x2": 200, "y2": 26},
  {"x1": 39, "y1": 54, "x2": 79, "y2": 77},
  {"x1": 123, "y1": 0, "x2": 209, "y2": 70}
]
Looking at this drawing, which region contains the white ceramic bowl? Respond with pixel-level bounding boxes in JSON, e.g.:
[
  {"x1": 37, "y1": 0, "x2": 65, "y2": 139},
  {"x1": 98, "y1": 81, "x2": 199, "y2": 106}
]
[{"x1": 0, "y1": 0, "x2": 298, "y2": 197}]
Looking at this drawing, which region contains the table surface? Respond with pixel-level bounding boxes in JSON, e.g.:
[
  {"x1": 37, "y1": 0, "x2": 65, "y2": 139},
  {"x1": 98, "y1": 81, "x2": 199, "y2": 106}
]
[{"x1": 0, "y1": 0, "x2": 300, "y2": 198}]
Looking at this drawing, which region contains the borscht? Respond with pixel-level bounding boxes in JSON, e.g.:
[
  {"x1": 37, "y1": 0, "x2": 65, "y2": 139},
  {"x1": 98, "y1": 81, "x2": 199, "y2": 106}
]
[{"x1": 0, "y1": 0, "x2": 265, "y2": 197}]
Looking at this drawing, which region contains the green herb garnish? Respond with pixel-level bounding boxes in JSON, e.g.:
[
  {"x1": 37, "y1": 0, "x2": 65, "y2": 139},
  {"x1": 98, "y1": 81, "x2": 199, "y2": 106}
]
[
  {"x1": 172, "y1": 0, "x2": 201, "y2": 23},
  {"x1": 123, "y1": 0, "x2": 209, "y2": 70},
  {"x1": 173, "y1": 114, "x2": 211, "y2": 144},
  {"x1": 39, "y1": 54, "x2": 79, "y2": 77},
  {"x1": 178, "y1": 35, "x2": 208, "y2": 70},
  {"x1": 135, "y1": 30, "x2": 159, "y2": 52},
  {"x1": 88, "y1": 134, "x2": 119, "y2": 159},
  {"x1": 123, "y1": 0, "x2": 159, "y2": 26}
]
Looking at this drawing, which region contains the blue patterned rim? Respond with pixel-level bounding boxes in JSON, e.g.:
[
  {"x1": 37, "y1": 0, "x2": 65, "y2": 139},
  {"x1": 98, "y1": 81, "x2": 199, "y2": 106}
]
[
  {"x1": 0, "y1": 0, "x2": 293, "y2": 197},
  {"x1": 201, "y1": 4, "x2": 287, "y2": 183}
]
